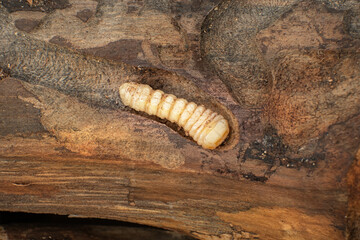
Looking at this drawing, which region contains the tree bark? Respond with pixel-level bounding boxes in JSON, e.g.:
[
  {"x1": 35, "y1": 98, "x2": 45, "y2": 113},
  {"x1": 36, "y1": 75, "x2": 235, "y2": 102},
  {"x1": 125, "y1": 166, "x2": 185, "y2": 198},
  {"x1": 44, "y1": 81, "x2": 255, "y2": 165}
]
[{"x1": 0, "y1": 1, "x2": 359, "y2": 239}]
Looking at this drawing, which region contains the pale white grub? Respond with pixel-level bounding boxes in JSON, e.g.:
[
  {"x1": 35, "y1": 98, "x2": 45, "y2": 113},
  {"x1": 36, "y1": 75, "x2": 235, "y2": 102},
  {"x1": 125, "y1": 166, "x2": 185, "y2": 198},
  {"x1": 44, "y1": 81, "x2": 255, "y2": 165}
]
[{"x1": 119, "y1": 82, "x2": 229, "y2": 149}]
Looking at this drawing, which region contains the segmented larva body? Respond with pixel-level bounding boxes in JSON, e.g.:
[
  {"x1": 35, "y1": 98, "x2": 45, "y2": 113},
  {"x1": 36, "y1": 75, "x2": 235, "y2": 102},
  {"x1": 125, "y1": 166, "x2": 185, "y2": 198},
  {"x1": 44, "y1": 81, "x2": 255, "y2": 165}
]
[{"x1": 119, "y1": 83, "x2": 230, "y2": 149}]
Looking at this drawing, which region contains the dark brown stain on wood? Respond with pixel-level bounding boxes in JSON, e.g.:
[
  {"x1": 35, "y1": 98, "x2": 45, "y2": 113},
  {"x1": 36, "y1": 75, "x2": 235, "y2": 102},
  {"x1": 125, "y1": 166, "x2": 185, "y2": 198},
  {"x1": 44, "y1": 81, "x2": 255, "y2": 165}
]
[
  {"x1": 49, "y1": 36, "x2": 73, "y2": 48},
  {"x1": 76, "y1": 9, "x2": 93, "y2": 23},
  {"x1": 81, "y1": 39, "x2": 149, "y2": 67},
  {"x1": 0, "y1": 78, "x2": 46, "y2": 137},
  {"x1": 14, "y1": 18, "x2": 41, "y2": 33},
  {"x1": 1, "y1": 0, "x2": 71, "y2": 13}
]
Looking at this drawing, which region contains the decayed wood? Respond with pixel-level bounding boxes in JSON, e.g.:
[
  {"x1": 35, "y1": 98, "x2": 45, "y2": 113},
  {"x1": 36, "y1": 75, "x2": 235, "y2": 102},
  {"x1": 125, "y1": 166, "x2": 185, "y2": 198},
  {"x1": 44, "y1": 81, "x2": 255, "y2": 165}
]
[
  {"x1": 201, "y1": 0, "x2": 360, "y2": 108},
  {"x1": 347, "y1": 149, "x2": 360, "y2": 240},
  {"x1": 0, "y1": 0, "x2": 359, "y2": 239}
]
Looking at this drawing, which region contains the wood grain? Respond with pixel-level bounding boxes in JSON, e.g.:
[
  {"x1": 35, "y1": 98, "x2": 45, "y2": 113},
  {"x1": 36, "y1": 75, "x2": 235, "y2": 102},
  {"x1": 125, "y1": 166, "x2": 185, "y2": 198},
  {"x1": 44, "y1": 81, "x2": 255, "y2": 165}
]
[{"x1": 0, "y1": 0, "x2": 359, "y2": 239}]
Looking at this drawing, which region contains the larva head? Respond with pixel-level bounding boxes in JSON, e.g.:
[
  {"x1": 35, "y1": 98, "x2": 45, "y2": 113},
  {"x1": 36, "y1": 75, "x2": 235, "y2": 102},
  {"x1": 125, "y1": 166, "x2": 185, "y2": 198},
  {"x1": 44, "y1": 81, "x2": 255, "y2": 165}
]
[{"x1": 201, "y1": 117, "x2": 229, "y2": 149}]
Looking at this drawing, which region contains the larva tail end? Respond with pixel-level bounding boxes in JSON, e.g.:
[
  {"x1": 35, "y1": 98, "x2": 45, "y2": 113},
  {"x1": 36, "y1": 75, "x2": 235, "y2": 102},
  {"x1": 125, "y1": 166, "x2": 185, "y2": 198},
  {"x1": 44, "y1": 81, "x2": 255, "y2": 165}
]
[{"x1": 202, "y1": 118, "x2": 230, "y2": 149}]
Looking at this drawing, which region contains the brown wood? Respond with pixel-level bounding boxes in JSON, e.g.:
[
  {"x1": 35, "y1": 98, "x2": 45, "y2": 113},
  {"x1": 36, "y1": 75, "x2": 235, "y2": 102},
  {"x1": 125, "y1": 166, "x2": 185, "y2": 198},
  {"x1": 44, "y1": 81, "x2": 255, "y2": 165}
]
[{"x1": 0, "y1": 1, "x2": 359, "y2": 239}]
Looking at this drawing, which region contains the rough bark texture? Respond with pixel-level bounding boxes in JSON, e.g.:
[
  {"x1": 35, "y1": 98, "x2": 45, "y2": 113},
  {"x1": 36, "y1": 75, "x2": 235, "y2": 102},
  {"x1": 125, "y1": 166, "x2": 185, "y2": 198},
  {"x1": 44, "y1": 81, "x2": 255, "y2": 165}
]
[
  {"x1": 201, "y1": 0, "x2": 360, "y2": 107},
  {"x1": 0, "y1": 0, "x2": 359, "y2": 239}
]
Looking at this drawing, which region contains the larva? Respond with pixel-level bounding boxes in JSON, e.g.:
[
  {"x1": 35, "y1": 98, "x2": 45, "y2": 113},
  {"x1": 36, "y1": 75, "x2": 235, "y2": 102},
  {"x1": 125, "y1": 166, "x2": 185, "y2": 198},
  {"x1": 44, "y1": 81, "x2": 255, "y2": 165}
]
[{"x1": 119, "y1": 83, "x2": 230, "y2": 149}]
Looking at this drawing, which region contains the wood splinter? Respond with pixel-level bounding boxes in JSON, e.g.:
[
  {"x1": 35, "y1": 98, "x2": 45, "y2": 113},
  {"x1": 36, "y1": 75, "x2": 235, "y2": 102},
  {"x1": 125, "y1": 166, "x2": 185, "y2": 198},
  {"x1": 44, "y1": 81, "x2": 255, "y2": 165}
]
[{"x1": 119, "y1": 82, "x2": 230, "y2": 149}]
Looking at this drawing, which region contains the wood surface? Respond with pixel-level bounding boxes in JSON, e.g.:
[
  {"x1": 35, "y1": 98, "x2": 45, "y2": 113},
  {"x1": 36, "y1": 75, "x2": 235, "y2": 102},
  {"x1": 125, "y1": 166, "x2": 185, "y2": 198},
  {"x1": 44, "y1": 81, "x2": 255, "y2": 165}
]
[{"x1": 0, "y1": 0, "x2": 359, "y2": 239}]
